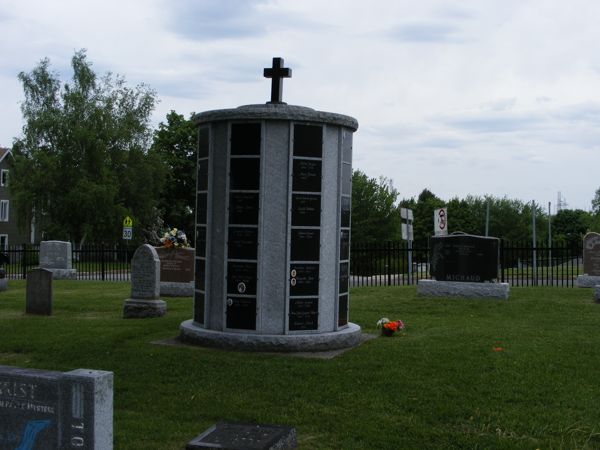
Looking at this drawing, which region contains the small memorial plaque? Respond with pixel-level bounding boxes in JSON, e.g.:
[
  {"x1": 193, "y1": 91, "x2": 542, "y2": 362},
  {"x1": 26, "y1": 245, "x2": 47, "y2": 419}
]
[
  {"x1": 292, "y1": 159, "x2": 321, "y2": 193},
  {"x1": 196, "y1": 193, "x2": 208, "y2": 224},
  {"x1": 290, "y1": 229, "x2": 320, "y2": 261},
  {"x1": 340, "y1": 229, "x2": 350, "y2": 261},
  {"x1": 187, "y1": 422, "x2": 296, "y2": 450},
  {"x1": 289, "y1": 297, "x2": 318, "y2": 331},
  {"x1": 289, "y1": 264, "x2": 319, "y2": 296},
  {"x1": 338, "y1": 294, "x2": 348, "y2": 327},
  {"x1": 583, "y1": 232, "x2": 600, "y2": 276},
  {"x1": 195, "y1": 226, "x2": 207, "y2": 257},
  {"x1": 341, "y1": 163, "x2": 352, "y2": 196},
  {"x1": 342, "y1": 131, "x2": 352, "y2": 163},
  {"x1": 195, "y1": 259, "x2": 206, "y2": 291},
  {"x1": 340, "y1": 196, "x2": 351, "y2": 228},
  {"x1": 198, "y1": 127, "x2": 209, "y2": 159},
  {"x1": 197, "y1": 159, "x2": 208, "y2": 191},
  {"x1": 194, "y1": 291, "x2": 205, "y2": 324},
  {"x1": 230, "y1": 158, "x2": 260, "y2": 190},
  {"x1": 228, "y1": 227, "x2": 258, "y2": 260},
  {"x1": 231, "y1": 123, "x2": 261, "y2": 155},
  {"x1": 229, "y1": 193, "x2": 259, "y2": 225},
  {"x1": 227, "y1": 262, "x2": 257, "y2": 295},
  {"x1": 430, "y1": 233, "x2": 499, "y2": 282},
  {"x1": 293, "y1": 124, "x2": 322, "y2": 158},
  {"x1": 226, "y1": 296, "x2": 256, "y2": 330},
  {"x1": 155, "y1": 247, "x2": 194, "y2": 283},
  {"x1": 339, "y1": 262, "x2": 349, "y2": 294},
  {"x1": 291, "y1": 194, "x2": 321, "y2": 226}
]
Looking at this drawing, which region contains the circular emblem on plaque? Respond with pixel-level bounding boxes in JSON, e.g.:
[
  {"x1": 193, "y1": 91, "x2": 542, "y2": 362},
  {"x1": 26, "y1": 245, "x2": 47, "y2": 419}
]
[
  {"x1": 290, "y1": 278, "x2": 297, "y2": 286},
  {"x1": 227, "y1": 298, "x2": 233, "y2": 306},
  {"x1": 291, "y1": 269, "x2": 297, "y2": 277},
  {"x1": 237, "y1": 282, "x2": 246, "y2": 294}
]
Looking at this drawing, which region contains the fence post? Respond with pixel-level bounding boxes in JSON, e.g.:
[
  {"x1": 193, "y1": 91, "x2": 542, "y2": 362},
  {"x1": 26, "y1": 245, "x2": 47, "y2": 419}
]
[
  {"x1": 101, "y1": 243, "x2": 106, "y2": 281},
  {"x1": 21, "y1": 243, "x2": 27, "y2": 280},
  {"x1": 499, "y1": 239, "x2": 505, "y2": 283},
  {"x1": 386, "y1": 241, "x2": 391, "y2": 286}
]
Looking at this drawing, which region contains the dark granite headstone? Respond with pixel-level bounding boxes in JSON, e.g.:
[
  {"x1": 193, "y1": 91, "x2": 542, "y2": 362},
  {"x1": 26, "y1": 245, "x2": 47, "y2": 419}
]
[
  {"x1": 26, "y1": 268, "x2": 53, "y2": 315},
  {"x1": 0, "y1": 365, "x2": 113, "y2": 449},
  {"x1": 583, "y1": 232, "x2": 600, "y2": 276},
  {"x1": 155, "y1": 247, "x2": 194, "y2": 283},
  {"x1": 187, "y1": 422, "x2": 296, "y2": 450},
  {"x1": 430, "y1": 233, "x2": 499, "y2": 282}
]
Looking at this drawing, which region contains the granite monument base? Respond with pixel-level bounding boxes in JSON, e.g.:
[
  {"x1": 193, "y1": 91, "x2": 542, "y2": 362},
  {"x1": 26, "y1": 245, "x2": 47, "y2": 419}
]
[
  {"x1": 576, "y1": 275, "x2": 600, "y2": 288},
  {"x1": 123, "y1": 299, "x2": 167, "y2": 319},
  {"x1": 0, "y1": 278, "x2": 6, "y2": 291},
  {"x1": 417, "y1": 279, "x2": 509, "y2": 300},
  {"x1": 160, "y1": 281, "x2": 194, "y2": 297},
  {"x1": 187, "y1": 422, "x2": 296, "y2": 450},
  {"x1": 46, "y1": 268, "x2": 77, "y2": 280},
  {"x1": 594, "y1": 286, "x2": 600, "y2": 302},
  {"x1": 179, "y1": 320, "x2": 362, "y2": 352}
]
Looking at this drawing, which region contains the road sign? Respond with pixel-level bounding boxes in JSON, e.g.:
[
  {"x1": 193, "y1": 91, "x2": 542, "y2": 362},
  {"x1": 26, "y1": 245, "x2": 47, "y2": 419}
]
[
  {"x1": 434, "y1": 207, "x2": 448, "y2": 236},
  {"x1": 123, "y1": 216, "x2": 133, "y2": 227},
  {"x1": 400, "y1": 208, "x2": 414, "y2": 241},
  {"x1": 122, "y1": 227, "x2": 133, "y2": 240}
]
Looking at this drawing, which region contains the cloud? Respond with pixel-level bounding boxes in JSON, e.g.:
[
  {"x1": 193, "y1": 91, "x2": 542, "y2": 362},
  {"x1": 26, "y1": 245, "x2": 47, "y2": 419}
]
[
  {"x1": 166, "y1": 0, "x2": 269, "y2": 40},
  {"x1": 389, "y1": 21, "x2": 463, "y2": 43}
]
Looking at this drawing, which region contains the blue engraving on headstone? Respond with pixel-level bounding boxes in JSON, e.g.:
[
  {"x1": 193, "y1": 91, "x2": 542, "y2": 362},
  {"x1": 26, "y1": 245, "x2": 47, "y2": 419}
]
[{"x1": 15, "y1": 419, "x2": 51, "y2": 450}]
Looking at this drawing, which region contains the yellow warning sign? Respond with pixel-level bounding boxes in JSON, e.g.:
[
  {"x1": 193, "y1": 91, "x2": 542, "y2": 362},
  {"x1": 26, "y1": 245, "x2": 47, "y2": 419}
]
[{"x1": 123, "y1": 216, "x2": 133, "y2": 227}]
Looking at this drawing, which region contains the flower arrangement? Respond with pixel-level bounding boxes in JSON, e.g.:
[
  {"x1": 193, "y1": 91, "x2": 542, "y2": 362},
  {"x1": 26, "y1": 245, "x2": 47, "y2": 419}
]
[
  {"x1": 376, "y1": 317, "x2": 405, "y2": 336},
  {"x1": 160, "y1": 227, "x2": 189, "y2": 249}
]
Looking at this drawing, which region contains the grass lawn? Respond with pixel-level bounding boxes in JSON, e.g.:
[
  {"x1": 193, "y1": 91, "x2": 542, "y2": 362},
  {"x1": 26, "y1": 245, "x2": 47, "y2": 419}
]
[{"x1": 1, "y1": 281, "x2": 600, "y2": 449}]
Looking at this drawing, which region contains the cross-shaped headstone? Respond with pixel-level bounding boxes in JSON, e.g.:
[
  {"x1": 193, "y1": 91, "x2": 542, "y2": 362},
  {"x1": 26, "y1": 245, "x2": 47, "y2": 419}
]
[{"x1": 263, "y1": 57, "x2": 292, "y2": 104}]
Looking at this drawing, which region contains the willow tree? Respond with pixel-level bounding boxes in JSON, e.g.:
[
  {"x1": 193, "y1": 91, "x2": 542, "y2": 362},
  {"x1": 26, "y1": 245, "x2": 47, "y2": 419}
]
[{"x1": 11, "y1": 50, "x2": 164, "y2": 245}]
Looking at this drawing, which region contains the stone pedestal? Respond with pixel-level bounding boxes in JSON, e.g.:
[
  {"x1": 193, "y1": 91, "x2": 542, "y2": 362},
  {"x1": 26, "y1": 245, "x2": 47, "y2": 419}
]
[
  {"x1": 417, "y1": 279, "x2": 510, "y2": 300},
  {"x1": 576, "y1": 275, "x2": 600, "y2": 288},
  {"x1": 181, "y1": 100, "x2": 361, "y2": 351}
]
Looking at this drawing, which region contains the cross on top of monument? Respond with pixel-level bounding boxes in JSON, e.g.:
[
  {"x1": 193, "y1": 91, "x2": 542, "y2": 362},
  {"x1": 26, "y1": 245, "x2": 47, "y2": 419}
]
[{"x1": 264, "y1": 57, "x2": 292, "y2": 104}]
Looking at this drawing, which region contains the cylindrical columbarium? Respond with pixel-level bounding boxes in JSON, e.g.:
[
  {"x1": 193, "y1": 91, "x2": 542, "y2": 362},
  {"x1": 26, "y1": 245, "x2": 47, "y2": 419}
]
[{"x1": 179, "y1": 59, "x2": 361, "y2": 351}]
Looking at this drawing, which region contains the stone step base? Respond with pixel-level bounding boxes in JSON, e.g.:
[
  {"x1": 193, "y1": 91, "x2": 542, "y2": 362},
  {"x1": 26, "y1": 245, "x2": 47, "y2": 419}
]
[
  {"x1": 417, "y1": 279, "x2": 509, "y2": 300},
  {"x1": 123, "y1": 299, "x2": 167, "y2": 318}
]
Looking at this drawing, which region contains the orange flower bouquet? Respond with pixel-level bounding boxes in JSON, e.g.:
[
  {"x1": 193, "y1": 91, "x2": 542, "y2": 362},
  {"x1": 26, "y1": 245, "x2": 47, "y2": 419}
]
[{"x1": 376, "y1": 318, "x2": 405, "y2": 337}]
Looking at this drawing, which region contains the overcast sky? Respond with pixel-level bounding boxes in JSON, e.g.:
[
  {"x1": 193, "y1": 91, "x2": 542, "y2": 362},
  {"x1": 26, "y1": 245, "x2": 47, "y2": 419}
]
[{"x1": 1, "y1": 0, "x2": 599, "y2": 212}]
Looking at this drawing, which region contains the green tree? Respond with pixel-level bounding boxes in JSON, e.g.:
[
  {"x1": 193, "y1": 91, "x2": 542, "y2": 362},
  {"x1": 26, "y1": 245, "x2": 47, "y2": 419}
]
[
  {"x1": 10, "y1": 50, "x2": 163, "y2": 246},
  {"x1": 351, "y1": 170, "x2": 400, "y2": 243},
  {"x1": 552, "y1": 209, "x2": 591, "y2": 246},
  {"x1": 149, "y1": 111, "x2": 197, "y2": 238}
]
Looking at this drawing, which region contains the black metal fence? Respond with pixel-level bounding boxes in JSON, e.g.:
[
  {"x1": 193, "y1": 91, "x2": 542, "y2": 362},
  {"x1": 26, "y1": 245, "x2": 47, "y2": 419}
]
[
  {"x1": 2, "y1": 244, "x2": 134, "y2": 281},
  {"x1": 0, "y1": 241, "x2": 584, "y2": 287},
  {"x1": 351, "y1": 240, "x2": 583, "y2": 287}
]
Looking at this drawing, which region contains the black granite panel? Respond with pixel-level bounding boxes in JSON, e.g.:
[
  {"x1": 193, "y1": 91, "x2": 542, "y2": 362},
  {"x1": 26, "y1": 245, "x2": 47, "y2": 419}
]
[
  {"x1": 228, "y1": 227, "x2": 258, "y2": 260},
  {"x1": 196, "y1": 193, "x2": 207, "y2": 224},
  {"x1": 289, "y1": 297, "x2": 318, "y2": 331},
  {"x1": 194, "y1": 291, "x2": 205, "y2": 324},
  {"x1": 292, "y1": 159, "x2": 321, "y2": 193},
  {"x1": 231, "y1": 123, "x2": 261, "y2": 155},
  {"x1": 341, "y1": 196, "x2": 351, "y2": 228},
  {"x1": 430, "y1": 234, "x2": 499, "y2": 282},
  {"x1": 195, "y1": 226, "x2": 206, "y2": 257},
  {"x1": 229, "y1": 193, "x2": 259, "y2": 225},
  {"x1": 290, "y1": 229, "x2": 320, "y2": 261},
  {"x1": 230, "y1": 158, "x2": 260, "y2": 191},
  {"x1": 195, "y1": 258, "x2": 206, "y2": 291},
  {"x1": 289, "y1": 264, "x2": 319, "y2": 296},
  {"x1": 198, "y1": 127, "x2": 209, "y2": 159},
  {"x1": 293, "y1": 124, "x2": 322, "y2": 158},
  {"x1": 227, "y1": 262, "x2": 257, "y2": 295},
  {"x1": 339, "y1": 262, "x2": 349, "y2": 294},
  {"x1": 226, "y1": 297, "x2": 256, "y2": 330},
  {"x1": 197, "y1": 159, "x2": 208, "y2": 191},
  {"x1": 291, "y1": 194, "x2": 321, "y2": 227},
  {"x1": 340, "y1": 229, "x2": 350, "y2": 260},
  {"x1": 338, "y1": 294, "x2": 348, "y2": 327},
  {"x1": 342, "y1": 163, "x2": 352, "y2": 196}
]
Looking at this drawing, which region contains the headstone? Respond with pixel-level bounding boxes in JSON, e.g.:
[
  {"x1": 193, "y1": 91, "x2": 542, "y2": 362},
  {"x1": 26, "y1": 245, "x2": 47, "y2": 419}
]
[
  {"x1": 180, "y1": 58, "x2": 362, "y2": 352},
  {"x1": 583, "y1": 232, "x2": 600, "y2": 275},
  {"x1": 26, "y1": 268, "x2": 53, "y2": 315},
  {"x1": 0, "y1": 364, "x2": 113, "y2": 449},
  {"x1": 419, "y1": 233, "x2": 509, "y2": 299},
  {"x1": 430, "y1": 233, "x2": 499, "y2": 282},
  {"x1": 577, "y1": 232, "x2": 600, "y2": 287},
  {"x1": 155, "y1": 247, "x2": 194, "y2": 296},
  {"x1": 123, "y1": 244, "x2": 166, "y2": 318},
  {"x1": 187, "y1": 422, "x2": 297, "y2": 450},
  {"x1": 39, "y1": 240, "x2": 77, "y2": 279}
]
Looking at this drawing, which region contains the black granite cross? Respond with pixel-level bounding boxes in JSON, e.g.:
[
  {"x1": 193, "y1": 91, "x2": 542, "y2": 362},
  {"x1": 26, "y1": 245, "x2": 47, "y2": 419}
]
[{"x1": 263, "y1": 57, "x2": 292, "y2": 104}]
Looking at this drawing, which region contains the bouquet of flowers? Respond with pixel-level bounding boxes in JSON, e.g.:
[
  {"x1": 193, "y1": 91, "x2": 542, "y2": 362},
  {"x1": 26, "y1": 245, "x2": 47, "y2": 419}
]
[
  {"x1": 160, "y1": 228, "x2": 189, "y2": 249},
  {"x1": 376, "y1": 317, "x2": 405, "y2": 336}
]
